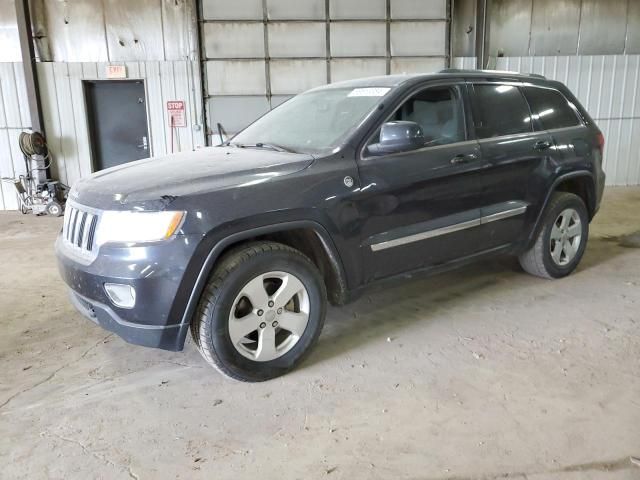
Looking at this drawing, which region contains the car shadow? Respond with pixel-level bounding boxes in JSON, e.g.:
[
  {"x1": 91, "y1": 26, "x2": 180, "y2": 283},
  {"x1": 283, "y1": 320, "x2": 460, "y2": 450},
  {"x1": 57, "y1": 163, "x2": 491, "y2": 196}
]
[{"x1": 302, "y1": 238, "x2": 632, "y2": 369}]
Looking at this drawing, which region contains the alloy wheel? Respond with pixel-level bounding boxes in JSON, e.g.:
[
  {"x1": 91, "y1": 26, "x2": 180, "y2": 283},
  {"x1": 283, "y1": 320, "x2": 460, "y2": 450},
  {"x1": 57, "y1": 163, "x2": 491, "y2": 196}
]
[
  {"x1": 549, "y1": 208, "x2": 582, "y2": 266},
  {"x1": 228, "y1": 271, "x2": 310, "y2": 361}
]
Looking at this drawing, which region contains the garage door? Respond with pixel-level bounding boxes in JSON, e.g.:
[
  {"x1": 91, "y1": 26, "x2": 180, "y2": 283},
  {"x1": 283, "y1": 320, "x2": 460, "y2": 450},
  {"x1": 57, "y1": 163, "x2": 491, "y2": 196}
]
[{"x1": 200, "y1": 0, "x2": 449, "y2": 140}]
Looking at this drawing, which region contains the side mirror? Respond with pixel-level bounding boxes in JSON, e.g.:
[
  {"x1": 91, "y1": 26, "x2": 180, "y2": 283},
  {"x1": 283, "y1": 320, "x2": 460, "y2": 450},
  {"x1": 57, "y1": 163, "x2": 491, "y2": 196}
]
[{"x1": 367, "y1": 121, "x2": 425, "y2": 156}]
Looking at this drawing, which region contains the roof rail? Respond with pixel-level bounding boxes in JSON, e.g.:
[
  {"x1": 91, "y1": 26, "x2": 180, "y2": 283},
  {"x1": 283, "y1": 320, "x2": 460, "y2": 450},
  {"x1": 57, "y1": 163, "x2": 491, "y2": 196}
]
[{"x1": 439, "y1": 68, "x2": 546, "y2": 79}]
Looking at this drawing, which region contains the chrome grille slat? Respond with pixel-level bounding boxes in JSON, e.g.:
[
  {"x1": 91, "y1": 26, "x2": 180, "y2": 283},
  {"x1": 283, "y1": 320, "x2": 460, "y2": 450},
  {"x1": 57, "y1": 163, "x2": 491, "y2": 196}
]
[
  {"x1": 62, "y1": 204, "x2": 100, "y2": 259},
  {"x1": 76, "y1": 212, "x2": 87, "y2": 247}
]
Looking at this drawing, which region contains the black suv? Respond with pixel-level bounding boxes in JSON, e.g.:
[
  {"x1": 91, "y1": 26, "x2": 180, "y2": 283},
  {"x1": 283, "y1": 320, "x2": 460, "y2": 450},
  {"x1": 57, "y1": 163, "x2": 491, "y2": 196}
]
[{"x1": 56, "y1": 70, "x2": 605, "y2": 381}]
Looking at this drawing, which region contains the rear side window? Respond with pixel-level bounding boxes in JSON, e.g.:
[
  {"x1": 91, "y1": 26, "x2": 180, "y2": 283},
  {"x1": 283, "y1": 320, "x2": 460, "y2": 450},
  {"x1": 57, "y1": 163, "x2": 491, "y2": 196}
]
[
  {"x1": 522, "y1": 86, "x2": 582, "y2": 130},
  {"x1": 472, "y1": 84, "x2": 533, "y2": 138}
]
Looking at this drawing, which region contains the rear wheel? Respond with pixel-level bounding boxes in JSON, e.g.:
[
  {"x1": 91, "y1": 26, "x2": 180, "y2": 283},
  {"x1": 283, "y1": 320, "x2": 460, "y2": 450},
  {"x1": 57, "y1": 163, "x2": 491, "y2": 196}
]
[
  {"x1": 191, "y1": 242, "x2": 326, "y2": 382},
  {"x1": 519, "y1": 192, "x2": 589, "y2": 279}
]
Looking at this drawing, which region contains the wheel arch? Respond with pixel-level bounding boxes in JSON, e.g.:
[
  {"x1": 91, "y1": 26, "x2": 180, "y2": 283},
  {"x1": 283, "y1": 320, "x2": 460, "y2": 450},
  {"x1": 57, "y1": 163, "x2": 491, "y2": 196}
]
[
  {"x1": 176, "y1": 220, "x2": 349, "y2": 348},
  {"x1": 525, "y1": 171, "x2": 595, "y2": 250}
]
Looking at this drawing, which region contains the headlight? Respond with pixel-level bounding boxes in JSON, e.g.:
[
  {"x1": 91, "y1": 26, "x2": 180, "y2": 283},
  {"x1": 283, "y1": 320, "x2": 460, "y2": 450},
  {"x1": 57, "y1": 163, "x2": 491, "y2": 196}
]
[{"x1": 95, "y1": 211, "x2": 185, "y2": 246}]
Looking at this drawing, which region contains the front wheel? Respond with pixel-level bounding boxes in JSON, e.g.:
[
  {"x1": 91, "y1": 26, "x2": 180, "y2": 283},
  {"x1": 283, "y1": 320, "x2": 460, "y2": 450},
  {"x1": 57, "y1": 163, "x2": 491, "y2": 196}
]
[
  {"x1": 519, "y1": 192, "x2": 589, "y2": 279},
  {"x1": 191, "y1": 242, "x2": 327, "y2": 382}
]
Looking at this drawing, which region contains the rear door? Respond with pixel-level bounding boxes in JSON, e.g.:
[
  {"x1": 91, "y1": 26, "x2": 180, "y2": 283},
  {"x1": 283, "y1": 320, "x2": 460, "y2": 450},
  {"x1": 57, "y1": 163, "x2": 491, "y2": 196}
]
[
  {"x1": 521, "y1": 84, "x2": 589, "y2": 168},
  {"x1": 468, "y1": 81, "x2": 555, "y2": 248}
]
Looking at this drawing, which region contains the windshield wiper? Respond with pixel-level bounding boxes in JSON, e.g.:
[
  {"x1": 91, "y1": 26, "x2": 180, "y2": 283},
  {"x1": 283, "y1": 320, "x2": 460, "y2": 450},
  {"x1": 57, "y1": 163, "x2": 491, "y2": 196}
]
[{"x1": 229, "y1": 142, "x2": 297, "y2": 153}]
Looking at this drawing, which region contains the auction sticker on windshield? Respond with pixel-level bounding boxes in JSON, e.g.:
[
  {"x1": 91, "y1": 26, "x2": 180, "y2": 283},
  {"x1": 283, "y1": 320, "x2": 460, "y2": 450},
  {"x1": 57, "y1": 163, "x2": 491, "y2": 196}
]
[{"x1": 348, "y1": 88, "x2": 390, "y2": 97}]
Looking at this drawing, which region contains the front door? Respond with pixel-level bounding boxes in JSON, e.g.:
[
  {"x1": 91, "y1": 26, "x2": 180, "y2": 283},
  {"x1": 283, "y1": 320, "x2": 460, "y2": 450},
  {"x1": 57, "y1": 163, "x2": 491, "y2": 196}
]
[
  {"x1": 355, "y1": 83, "x2": 487, "y2": 282},
  {"x1": 84, "y1": 80, "x2": 150, "y2": 171}
]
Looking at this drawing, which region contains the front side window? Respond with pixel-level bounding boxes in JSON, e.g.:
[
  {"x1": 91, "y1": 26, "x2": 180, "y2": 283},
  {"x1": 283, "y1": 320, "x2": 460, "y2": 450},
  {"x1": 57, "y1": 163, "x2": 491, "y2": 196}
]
[
  {"x1": 365, "y1": 85, "x2": 466, "y2": 155},
  {"x1": 230, "y1": 87, "x2": 390, "y2": 155},
  {"x1": 522, "y1": 86, "x2": 582, "y2": 130},
  {"x1": 472, "y1": 84, "x2": 533, "y2": 138}
]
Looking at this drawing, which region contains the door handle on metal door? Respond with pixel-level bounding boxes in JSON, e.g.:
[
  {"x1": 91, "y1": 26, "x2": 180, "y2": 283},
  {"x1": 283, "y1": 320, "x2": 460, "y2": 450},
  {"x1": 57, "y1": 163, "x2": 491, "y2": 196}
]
[
  {"x1": 450, "y1": 153, "x2": 477, "y2": 165},
  {"x1": 138, "y1": 136, "x2": 148, "y2": 150},
  {"x1": 533, "y1": 140, "x2": 551, "y2": 151}
]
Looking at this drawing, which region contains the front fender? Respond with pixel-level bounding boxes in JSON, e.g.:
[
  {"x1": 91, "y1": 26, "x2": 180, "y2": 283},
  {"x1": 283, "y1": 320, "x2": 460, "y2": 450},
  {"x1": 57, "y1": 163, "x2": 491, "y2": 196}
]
[{"x1": 171, "y1": 217, "x2": 347, "y2": 349}]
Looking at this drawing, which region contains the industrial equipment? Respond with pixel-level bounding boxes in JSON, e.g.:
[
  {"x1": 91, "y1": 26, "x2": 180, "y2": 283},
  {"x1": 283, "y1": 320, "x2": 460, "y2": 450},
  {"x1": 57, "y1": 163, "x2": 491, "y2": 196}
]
[{"x1": 11, "y1": 131, "x2": 68, "y2": 216}]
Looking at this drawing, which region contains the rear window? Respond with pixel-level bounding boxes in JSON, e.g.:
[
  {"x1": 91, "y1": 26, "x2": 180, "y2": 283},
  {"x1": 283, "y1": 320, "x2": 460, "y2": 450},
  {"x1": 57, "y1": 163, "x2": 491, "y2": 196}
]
[
  {"x1": 522, "y1": 86, "x2": 582, "y2": 130},
  {"x1": 472, "y1": 84, "x2": 533, "y2": 138}
]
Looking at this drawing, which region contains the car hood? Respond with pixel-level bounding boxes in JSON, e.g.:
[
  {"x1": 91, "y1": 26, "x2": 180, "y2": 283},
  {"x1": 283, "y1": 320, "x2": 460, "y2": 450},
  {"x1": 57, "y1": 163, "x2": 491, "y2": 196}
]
[{"x1": 71, "y1": 147, "x2": 315, "y2": 210}]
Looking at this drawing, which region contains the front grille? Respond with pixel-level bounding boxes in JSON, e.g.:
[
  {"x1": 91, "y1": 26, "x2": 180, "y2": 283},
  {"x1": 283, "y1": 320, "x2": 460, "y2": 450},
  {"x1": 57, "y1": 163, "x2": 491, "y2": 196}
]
[{"x1": 62, "y1": 204, "x2": 99, "y2": 255}]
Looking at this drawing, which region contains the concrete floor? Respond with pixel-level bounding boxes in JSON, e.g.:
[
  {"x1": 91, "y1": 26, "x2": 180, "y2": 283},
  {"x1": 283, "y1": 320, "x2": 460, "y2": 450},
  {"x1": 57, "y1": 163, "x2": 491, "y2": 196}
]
[{"x1": 1, "y1": 187, "x2": 639, "y2": 480}]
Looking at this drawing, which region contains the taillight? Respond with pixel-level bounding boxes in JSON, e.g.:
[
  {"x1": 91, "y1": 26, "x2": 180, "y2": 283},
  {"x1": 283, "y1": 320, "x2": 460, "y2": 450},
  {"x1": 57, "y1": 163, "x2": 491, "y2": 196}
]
[{"x1": 596, "y1": 131, "x2": 605, "y2": 153}]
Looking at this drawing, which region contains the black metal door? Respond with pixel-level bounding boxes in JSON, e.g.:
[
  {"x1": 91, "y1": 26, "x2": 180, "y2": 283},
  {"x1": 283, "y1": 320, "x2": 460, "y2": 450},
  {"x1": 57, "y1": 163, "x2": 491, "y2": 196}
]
[{"x1": 85, "y1": 80, "x2": 150, "y2": 171}]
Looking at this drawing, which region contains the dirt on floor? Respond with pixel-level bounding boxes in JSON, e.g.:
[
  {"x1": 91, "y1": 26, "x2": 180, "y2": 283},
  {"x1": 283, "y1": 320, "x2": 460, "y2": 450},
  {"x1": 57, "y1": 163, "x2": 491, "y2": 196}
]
[{"x1": 1, "y1": 187, "x2": 639, "y2": 480}]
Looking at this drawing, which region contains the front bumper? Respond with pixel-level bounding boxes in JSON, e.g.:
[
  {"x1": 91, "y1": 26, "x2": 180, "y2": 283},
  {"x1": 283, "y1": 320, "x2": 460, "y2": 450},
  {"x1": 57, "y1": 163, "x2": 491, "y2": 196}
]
[
  {"x1": 56, "y1": 234, "x2": 200, "y2": 351},
  {"x1": 67, "y1": 288, "x2": 189, "y2": 350}
]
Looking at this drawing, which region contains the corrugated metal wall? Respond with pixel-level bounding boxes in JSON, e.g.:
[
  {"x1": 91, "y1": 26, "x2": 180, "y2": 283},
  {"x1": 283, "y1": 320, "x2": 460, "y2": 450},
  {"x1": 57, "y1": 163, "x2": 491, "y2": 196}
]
[
  {"x1": 0, "y1": 63, "x2": 31, "y2": 210},
  {"x1": 200, "y1": 0, "x2": 450, "y2": 138},
  {"x1": 37, "y1": 61, "x2": 205, "y2": 188}
]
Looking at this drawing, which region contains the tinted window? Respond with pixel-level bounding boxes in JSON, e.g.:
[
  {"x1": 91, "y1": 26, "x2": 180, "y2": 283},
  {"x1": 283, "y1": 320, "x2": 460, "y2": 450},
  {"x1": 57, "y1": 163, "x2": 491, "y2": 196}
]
[
  {"x1": 472, "y1": 84, "x2": 532, "y2": 138},
  {"x1": 522, "y1": 87, "x2": 581, "y2": 130},
  {"x1": 366, "y1": 86, "x2": 465, "y2": 152}
]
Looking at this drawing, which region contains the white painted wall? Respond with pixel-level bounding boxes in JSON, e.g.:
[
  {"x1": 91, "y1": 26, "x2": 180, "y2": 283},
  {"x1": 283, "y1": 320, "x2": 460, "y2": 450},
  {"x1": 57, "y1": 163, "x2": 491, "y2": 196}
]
[{"x1": 0, "y1": 62, "x2": 31, "y2": 210}]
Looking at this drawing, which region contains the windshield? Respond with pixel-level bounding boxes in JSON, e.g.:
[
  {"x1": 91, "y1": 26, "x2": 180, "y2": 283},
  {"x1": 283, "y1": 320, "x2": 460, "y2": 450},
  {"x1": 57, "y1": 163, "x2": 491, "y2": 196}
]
[{"x1": 230, "y1": 87, "x2": 391, "y2": 154}]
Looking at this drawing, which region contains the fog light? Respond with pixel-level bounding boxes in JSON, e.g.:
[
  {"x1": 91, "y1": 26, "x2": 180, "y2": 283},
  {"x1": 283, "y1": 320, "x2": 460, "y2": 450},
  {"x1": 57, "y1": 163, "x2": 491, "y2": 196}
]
[{"x1": 104, "y1": 283, "x2": 136, "y2": 309}]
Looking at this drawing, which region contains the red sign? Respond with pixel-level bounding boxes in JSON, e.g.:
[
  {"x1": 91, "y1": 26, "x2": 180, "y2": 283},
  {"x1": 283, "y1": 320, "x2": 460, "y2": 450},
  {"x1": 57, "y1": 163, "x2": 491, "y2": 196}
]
[
  {"x1": 167, "y1": 101, "x2": 186, "y2": 128},
  {"x1": 106, "y1": 65, "x2": 127, "y2": 79}
]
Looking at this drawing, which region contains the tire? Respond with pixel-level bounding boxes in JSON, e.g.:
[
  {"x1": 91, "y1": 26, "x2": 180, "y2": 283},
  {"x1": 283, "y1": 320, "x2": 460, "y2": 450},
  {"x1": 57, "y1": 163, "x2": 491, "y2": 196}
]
[
  {"x1": 46, "y1": 201, "x2": 63, "y2": 217},
  {"x1": 191, "y1": 241, "x2": 327, "y2": 382},
  {"x1": 519, "y1": 192, "x2": 589, "y2": 279}
]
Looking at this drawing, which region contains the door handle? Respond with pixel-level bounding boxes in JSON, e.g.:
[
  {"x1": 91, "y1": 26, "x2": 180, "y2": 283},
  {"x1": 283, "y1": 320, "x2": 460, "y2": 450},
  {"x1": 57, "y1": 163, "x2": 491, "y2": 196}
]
[
  {"x1": 450, "y1": 153, "x2": 477, "y2": 165},
  {"x1": 533, "y1": 140, "x2": 552, "y2": 151},
  {"x1": 138, "y1": 136, "x2": 148, "y2": 150}
]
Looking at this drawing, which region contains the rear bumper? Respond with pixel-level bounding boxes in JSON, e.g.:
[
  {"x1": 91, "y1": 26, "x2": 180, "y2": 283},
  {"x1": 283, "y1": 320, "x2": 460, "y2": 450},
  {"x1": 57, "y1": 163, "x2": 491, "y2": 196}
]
[{"x1": 56, "y1": 233, "x2": 200, "y2": 351}]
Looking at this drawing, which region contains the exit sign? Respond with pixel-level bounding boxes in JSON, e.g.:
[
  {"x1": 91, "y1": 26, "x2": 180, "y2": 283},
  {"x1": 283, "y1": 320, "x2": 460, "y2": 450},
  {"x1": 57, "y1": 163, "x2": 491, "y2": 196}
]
[{"x1": 106, "y1": 65, "x2": 127, "y2": 79}]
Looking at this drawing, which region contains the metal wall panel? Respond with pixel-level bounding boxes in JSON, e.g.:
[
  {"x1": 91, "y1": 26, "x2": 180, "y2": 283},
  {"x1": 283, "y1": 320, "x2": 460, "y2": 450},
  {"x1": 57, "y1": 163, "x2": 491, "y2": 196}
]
[
  {"x1": 493, "y1": 55, "x2": 640, "y2": 186},
  {"x1": 34, "y1": 61, "x2": 205, "y2": 199},
  {"x1": 204, "y1": 23, "x2": 265, "y2": 58},
  {"x1": 266, "y1": 0, "x2": 325, "y2": 20},
  {"x1": 625, "y1": 0, "x2": 640, "y2": 54},
  {"x1": 330, "y1": 23, "x2": 387, "y2": 57},
  {"x1": 391, "y1": 0, "x2": 447, "y2": 19},
  {"x1": 270, "y1": 59, "x2": 326, "y2": 94},
  {"x1": 530, "y1": 0, "x2": 581, "y2": 55},
  {"x1": 486, "y1": 0, "x2": 640, "y2": 57},
  {"x1": 201, "y1": 0, "x2": 449, "y2": 138},
  {"x1": 487, "y1": 0, "x2": 532, "y2": 57},
  {"x1": 43, "y1": 0, "x2": 109, "y2": 62},
  {"x1": 330, "y1": 0, "x2": 386, "y2": 19},
  {"x1": 451, "y1": 0, "x2": 476, "y2": 57},
  {"x1": 161, "y1": 0, "x2": 196, "y2": 61},
  {"x1": 330, "y1": 58, "x2": 387, "y2": 82},
  {"x1": 201, "y1": 0, "x2": 263, "y2": 19},
  {"x1": 268, "y1": 22, "x2": 326, "y2": 58},
  {"x1": 391, "y1": 57, "x2": 446, "y2": 74},
  {"x1": 206, "y1": 60, "x2": 266, "y2": 95},
  {"x1": 390, "y1": 21, "x2": 447, "y2": 56},
  {"x1": 578, "y1": 0, "x2": 628, "y2": 55},
  {"x1": 207, "y1": 96, "x2": 269, "y2": 136},
  {"x1": 0, "y1": 0, "x2": 21, "y2": 62},
  {"x1": 103, "y1": 0, "x2": 165, "y2": 61},
  {"x1": 41, "y1": 0, "x2": 194, "y2": 61}
]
